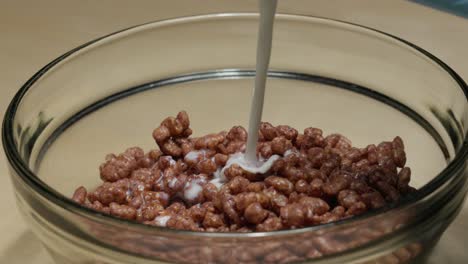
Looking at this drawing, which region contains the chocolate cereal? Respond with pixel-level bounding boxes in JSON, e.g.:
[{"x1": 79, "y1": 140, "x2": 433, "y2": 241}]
[{"x1": 72, "y1": 111, "x2": 415, "y2": 232}]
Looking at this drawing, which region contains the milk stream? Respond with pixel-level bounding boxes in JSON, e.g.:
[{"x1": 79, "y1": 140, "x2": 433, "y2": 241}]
[
  {"x1": 245, "y1": 0, "x2": 278, "y2": 163},
  {"x1": 206, "y1": 0, "x2": 279, "y2": 188}
]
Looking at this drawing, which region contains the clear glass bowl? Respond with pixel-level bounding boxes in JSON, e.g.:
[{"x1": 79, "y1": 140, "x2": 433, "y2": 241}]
[{"x1": 2, "y1": 13, "x2": 468, "y2": 264}]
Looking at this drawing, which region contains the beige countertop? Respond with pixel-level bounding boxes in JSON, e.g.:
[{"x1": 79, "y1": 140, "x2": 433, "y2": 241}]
[{"x1": 1, "y1": 1, "x2": 467, "y2": 263}]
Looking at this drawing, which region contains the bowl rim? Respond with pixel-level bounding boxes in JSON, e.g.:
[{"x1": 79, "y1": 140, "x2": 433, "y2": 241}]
[{"x1": 2, "y1": 13, "x2": 468, "y2": 240}]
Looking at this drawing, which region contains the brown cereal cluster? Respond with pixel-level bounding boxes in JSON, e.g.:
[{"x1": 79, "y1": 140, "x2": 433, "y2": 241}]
[{"x1": 73, "y1": 111, "x2": 415, "y2": 233}]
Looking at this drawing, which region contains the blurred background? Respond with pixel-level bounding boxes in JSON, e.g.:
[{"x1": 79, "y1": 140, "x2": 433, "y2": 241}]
[{"x1": 1, "y1": 0, "x2": 467, "y2": 263}]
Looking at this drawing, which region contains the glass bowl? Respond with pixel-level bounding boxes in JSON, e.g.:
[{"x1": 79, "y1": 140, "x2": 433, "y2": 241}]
[{"x1": 2, "y1": 13, "x2": 468, "y2": 264}]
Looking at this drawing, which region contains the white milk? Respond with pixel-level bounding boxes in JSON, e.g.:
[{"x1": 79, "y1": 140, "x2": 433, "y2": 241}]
[
  {"x1": 211, "y1": 0, "x2": 279, "y2": 183},
  {"x1": 245, "y1": 0, "x2": 278, "y2": 163}
]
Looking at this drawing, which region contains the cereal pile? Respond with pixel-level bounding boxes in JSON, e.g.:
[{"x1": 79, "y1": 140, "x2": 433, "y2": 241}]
[{"x1": 72, "y1": 111, "x2": 415, "y2": 232}]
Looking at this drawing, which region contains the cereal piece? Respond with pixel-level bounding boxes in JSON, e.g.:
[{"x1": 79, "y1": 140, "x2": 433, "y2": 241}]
[
  {"x1": 297, "y1": 127, "x2": 325, "y2": 149},
  {"x1": 324, "y1": 134, "x2": 352, "y2": 149},
  {"x1": 167, "y1": 214, "x2": 199, "y2": 231},
  {"x1": 152, "y1": 125, "x2": 171, "y2": 144},
  {"x1": 158, "y1": 156, "x2": 176, "y2": 170},
  {"x1": 203, "y1": 183, "x2": 219, "y2": 202},
  {"x1": 194, "y1": 133, "x2": 225, "y2": 150},
  {"x1": 346, "y1": 201, "x2": 367, "y2": 216},
  {"x1": 320, "y1": 153, "x2": 341, "y2": 176},
  {"x1": 218, "y1": 140, "x2": 246, "y2": 155},
  {"x1": 72, "y1": 186, "x2": 87, "y2": 204},
  {"x1": 257, "y1": 215, "x2": 283, "y2": 231},
  {"x1": 283, "y1": 166, "x2": 307, "y2": 183},
  {"x1": 128, "y1": 195, "x2": 143, "y2": 209},
  {"x1": 234, "y1": 192, "x2": 270, "y2": 212},
  {"x1": 295, "y1": 179, "x2": 309, "y2": 194},
  {"x1": 247, "y1": 182, "x2": 266, "y2": 192},
  {"x1": 258, "y1": 142, "x2": 274, "y2": 159},
  {"x1": 109, "y1": 202, "x2": 137, "y2": 220},
  {"x1": 309, "y1": 178, "x2": 324, "y2": 198},
  {"x1": 280, "y1": 203, "x2": 305, "y2": 227},
  {"x1": 271, "y1": 136, "x2": 292, "y2": 155},
  {"x1": 213, "y1": 153, "x2": 229, "y2": 167},
  {"x1": 263, "y1": 187, "x2": 288, "y2": 214},
  {"x1": 99, "y1": 147, "x2": 144, "y2": 182},
  {"x1": 397, "y1": 167, "x2": 411, "y2": 190},
  {"x1": 162, "y1": 116, "x2": 186, "y2": 137},
  {"x1": 299, "y1": 197, "x2": 329, "y2": 216},
  {"x1": 361, "y1": 191, "x2": 386, "y2": 209},
  {"x1": 308, "y1": 147, "x2": 326, "y2": 168},
  {"x1": 323, "y1": 171, "x2": 351, "y2": 196},
  {"x1": 160, "y1": 139, "x2": 183, "y2": 157},
  {"x1": 153, "y1": 111, "x2": 192, "y2": 159},
  {"x1": 304, "y1": 127, "x2": 323, "y2": 137},
  {"x1": 166, "y1": 202, "x2": 187, "y2": 214},
  {"x1": 138, "y1": 149, "x2": 161, "y2": 168},
  {"x1": 226, "y1": 126, "x2": 248, "y2": 142},
  {"x1": 148, "y1": 149, "x2": 163, "y2": 160},
  {"x1": 338, "y1": 190, "x2": 361, "y2": 209},
  {"x1": 376, "y1": 181, "x2": 400, "y2": 202},
  {"x1": 196, "y1": 158, "x2": 218, "y2": 174},
  {"x1": 392, "y1": 136, "x2": 406, "y2": 168},
  {"x1": 201, "y1": 201, "x2": 216, "y2": 213},
  {"x1": 176, "y1": 111, "x2": 190, "y2": 130},
  {"x1": 225, "y1": 176, "x2": 250, "y2": 194},
  {"x1": 187, "y1": 204, "x2": 207, "y2": 223},
  {"x1": 222, "y1": 195, "x2": 241, "y2": 224},
  {"x1": 276, "y1": 125, "x2": 298, "y2": 141},
  {"x1": 142, "y1": 191, "x2": 170, "y2": 207},
  {"x1": 349, "y1": 180, "x2": 373, "y2": 194},
  {"x1": 288, "y1": 191, "x2": 303, "y2": 203},
  {"x1": 270, "y1": 158, "x2": 286, "y2": 174},
  {"x1": 265, "y1": 176, "x2": 294, "y2": 195},
  {"x1": 203, "y1": 212, "x2": 225, "y2": 228},
  {"x1": 88, "y1": 180, "x2": 128, "y2": 205},
  {"x1": 259, "y1": 122, "x2": 278, "y2": 141},
  {"x1": 244, "y1": 203, "x2": 269, "y2": 224},
  {"x1": 177, "y1": 138, "x2": 194, "y2": 156},
  {"x1": 306, "y1": 168, "x2": 327, "y2": 181},
  {"x1": 86, "y1": 200, "x2": 110, "y2": 214},
  {"x1": 130, "y1": 168, "x2": 157, "y2": 191},
  {"x1": 345, "y1": 147, "x2": 363, "y2": 162},
  {"x1": 377, "y1": 142, "x2": 397, "y2": 173}
]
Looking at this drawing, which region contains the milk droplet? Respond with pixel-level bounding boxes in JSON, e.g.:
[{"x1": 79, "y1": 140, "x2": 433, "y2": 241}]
[
  {"x1": 209, "y1": 178, "x2": 224, "y2": 190},
  {"x1": 283, "y1": 149, "x2": 298, "y2": 157},
  {"x1": 184, "y1": 150, "x2": 201, "y2": 162},
  {"x1": 155, "y1": 215, "x2": 171, "y2": 227},
  {"x1": 184, "y1": 182, "x2": 203, "y2": 200},
  {"x1": 168, "y1": 178, "x2": 178, "y2": 188},
  {"x1": 169, "y1": 158, "x2": 176, "y2": 166}
]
